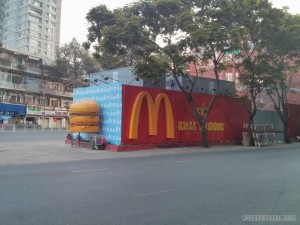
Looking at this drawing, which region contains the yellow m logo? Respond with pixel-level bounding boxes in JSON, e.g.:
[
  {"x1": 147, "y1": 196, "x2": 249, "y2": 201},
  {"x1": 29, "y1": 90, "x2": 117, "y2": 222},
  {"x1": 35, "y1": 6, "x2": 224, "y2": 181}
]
[{"x1": 129, "y1": 91, "x2": 175, "y2": 139}]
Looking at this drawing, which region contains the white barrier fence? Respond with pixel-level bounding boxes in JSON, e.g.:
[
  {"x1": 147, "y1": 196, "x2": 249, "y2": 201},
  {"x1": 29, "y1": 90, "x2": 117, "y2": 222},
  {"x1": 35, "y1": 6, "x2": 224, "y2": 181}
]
[
  {"x1": 0, "y1": 124, "x2": 68, "y2": 132},
  {"x1": 251, "y1": 124, "x2": 276, "y2": 147},
  {"x1": 242, "y1": 123, "x2": 277, "y2": 147}
]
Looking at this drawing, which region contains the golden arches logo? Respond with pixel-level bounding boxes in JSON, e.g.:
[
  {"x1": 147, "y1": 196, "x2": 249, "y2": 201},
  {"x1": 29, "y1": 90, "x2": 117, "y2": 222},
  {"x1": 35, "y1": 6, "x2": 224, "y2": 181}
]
[{"x1": 129, "y1": 91, "x2": 175, "y2": 139}]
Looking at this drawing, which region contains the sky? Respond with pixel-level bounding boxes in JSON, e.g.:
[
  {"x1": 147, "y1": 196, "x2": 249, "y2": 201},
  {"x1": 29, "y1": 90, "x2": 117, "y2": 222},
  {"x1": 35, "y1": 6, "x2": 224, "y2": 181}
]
[
  {"x1": 60, "y1": 0, "x2": 300, "y2": 45},
  {"x1": 60, "y1": 0, "x2": 136, "y2": 44}
]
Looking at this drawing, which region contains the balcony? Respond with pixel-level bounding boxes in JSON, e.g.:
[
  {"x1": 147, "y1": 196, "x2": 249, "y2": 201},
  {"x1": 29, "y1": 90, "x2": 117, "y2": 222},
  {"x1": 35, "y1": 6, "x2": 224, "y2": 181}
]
[
  {"x1": 0, "y1": 60, "x2": 42, "y2": 75},
  {"x1": 0, "y1": 81, "x2": 27, "y2": 92},
  {"x1": 0, "y1": 80, "x2": 73, "y2": 98},
  {"x1": 43, "y1": 88, "x2": 73, "y2": 98},
  {"x1": 30, "y1": 1, "x2": 43, "y2": 10},
  {"x1": 0, "y1": 59, "x2": 12, "y2": 68}
]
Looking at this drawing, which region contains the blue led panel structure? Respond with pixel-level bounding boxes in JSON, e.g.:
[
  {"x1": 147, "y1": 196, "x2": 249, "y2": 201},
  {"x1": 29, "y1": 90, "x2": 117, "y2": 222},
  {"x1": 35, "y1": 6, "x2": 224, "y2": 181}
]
[{"x1": 73, "y1": 83, "x2": 122, "y2": 145}]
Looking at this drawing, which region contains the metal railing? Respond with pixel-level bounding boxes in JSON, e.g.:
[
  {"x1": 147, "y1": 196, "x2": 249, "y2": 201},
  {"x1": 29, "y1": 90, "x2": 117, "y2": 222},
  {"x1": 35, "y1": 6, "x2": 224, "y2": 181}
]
[
  {"x1": 0, "y1": 60, "x2": 41, "y2": 75},
  {"x1": 0, "y1": 124, "x2": 68, "y2": 132},
  {"x1": 0, "y1": 80, "x2": 73, "y2": 98}
]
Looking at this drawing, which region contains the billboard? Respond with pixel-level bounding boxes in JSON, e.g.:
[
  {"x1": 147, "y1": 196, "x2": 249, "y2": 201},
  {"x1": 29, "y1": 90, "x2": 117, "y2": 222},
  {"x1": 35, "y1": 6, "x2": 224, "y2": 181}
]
[
  {"x1": 74, "y1": 83, "x2": 122, "y2": 145},
  {"x1": 121, "y1": 85, "x2": 250, "y2": 145},
  {"x1": 129, "y1": 91, "x2": 174, "y2": 139},
  {"x1": 73, "y1": 84, "x2": 250, "y2": 146}
]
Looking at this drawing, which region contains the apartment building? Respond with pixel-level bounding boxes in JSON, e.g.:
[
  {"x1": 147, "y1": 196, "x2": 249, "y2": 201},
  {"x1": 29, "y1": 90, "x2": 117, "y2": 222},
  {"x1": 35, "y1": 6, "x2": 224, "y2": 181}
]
[
  {"x1": 0, "y1": 0, "x2": 61, "y2": 63},
  {"x1": 0, "y1": 48, "x2": 72, "y2": 128},
  {"x1": 189, "y1": 54, "x2": 300, "y2": 109},
  {"x1": 0, "y1": 0, "x2": 73, "y2": 128},
  {"x1": 0, "y1": 1, "x2": 4, "y2": 42}
]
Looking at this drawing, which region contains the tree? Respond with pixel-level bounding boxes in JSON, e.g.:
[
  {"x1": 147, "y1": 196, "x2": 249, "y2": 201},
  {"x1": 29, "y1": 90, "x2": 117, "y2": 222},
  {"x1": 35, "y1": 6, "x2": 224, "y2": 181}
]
[
  {"x1": 223, "y1": 0, "x2": 294, "y2": 147},
  {"x1": 85, "y1": 0, "x2": 242, "y2": 148},
  {"x1": 84, "y1": 5, "x2": 140, "y2": 69},
  {"x1": 48, "y1": 38, "x2": 101, "y2": 85},
  {"x1": 264, "y1": 13, "x2": 300, "y2": 143},
  {"x1": 230, "y1": 0, "x2": 284, "y2": 128}
]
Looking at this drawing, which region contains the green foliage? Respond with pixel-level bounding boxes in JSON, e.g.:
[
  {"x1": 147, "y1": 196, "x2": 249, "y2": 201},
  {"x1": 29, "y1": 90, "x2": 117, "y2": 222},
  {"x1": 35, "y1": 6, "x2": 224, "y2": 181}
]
[
  {"x1": 134, "y1": 55, "x2": 170, "y2": 79},
  {"x1": 85, "y1": 0, "x2": 240, "y2": 77},
  {"x1": 49, "y1": 38, "x2": 101, "y2": 84},
  {"x1": 85, "y1": 0, "x2": 245, "y2": 147},
  {"x1": 264, "y1": 13, "x2": 300, "y2": 102},
  {"x1": 85, "y1": 5, "x2": 116, "y2": 44}
]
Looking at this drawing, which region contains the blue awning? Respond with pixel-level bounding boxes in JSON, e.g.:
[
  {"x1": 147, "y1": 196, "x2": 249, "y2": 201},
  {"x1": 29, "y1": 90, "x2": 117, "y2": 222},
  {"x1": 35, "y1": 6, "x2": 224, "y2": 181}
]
[{"x1": 0, "y1": 103, "x2": 26, "y2": 116}]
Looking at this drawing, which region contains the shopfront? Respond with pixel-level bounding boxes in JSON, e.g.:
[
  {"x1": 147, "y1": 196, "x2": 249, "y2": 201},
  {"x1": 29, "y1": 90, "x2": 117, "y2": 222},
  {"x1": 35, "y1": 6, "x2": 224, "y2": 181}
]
[
  {"x1": 26, "y1": 105, "x2": 42, "y2": 125},
  {"x1": 0, "y1": 103, "x2": 26, "y2": 125},
  {"x1": 25, "y1": 105, "x2": 68, "y2": 128},
  {"x1": 44, "y1": 108, "x2": 68, "y2": 128}
]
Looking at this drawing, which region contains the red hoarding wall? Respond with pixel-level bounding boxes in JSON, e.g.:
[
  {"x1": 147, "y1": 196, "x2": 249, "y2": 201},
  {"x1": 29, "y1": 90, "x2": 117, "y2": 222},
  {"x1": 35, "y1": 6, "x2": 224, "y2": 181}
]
[
  {"x1": 121, "y1": 85, "x2": 250, "y2": 145},
  {"x1": 288, "y1": 104, "x2": 300, "y2": 139}
]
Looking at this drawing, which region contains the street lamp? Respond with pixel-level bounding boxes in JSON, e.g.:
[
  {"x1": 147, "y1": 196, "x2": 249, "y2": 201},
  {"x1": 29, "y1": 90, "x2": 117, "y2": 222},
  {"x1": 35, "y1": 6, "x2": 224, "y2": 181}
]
[
  {"x1": 104, "y1": 76, "x2": 120, "y2": 82},
  {"x1": 84, "y1": 78, "x2": 108, "y2": 86},
  {"x1": 94, "y1": 78, "x2": 108, "y2": 84},
  {"x1": 128, "y1": 77, "x2": 139, "y2": 85}
]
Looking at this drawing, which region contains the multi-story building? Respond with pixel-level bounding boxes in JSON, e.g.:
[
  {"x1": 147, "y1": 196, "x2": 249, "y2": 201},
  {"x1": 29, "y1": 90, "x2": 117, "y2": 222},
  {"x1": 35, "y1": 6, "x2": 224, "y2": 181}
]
[
  {"x1": 189, "y1": 54, "x2": 300, "y2": 109},
  {"x1": 0, "y1": 47, "x2": 72, "y2": 128},
  {"x1": 89, "y1": 66, "x2": 234, "y2": 96},
  {"x1": 0, "y1": 0, "x2": 72, "y2": 129},
  {"x1": 0, "y1": 0, "x2": 61, "y2": 63},
  {"x1": 0, "y1": 1, "x2": 4, "y2": 41}
]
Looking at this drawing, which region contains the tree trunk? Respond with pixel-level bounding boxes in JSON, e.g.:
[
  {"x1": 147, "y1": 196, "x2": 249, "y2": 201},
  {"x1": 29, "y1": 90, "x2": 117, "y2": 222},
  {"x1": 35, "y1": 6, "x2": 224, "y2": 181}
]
[
  {"x1": 248, "y1": 89, "x2": 257, "y2": 146},
  {"x1": 199, "y1": 122, "x2": 209, "y2": 148},
  {"x1": 283, "y1": 122, "x2": 291, "y2": 144}
]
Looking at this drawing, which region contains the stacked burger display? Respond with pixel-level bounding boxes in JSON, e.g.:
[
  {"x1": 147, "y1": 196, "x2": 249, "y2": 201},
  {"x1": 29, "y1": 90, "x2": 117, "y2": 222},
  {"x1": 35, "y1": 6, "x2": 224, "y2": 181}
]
[{"x1": 69, "y1": 100, "x2": 99, "y2": 140}]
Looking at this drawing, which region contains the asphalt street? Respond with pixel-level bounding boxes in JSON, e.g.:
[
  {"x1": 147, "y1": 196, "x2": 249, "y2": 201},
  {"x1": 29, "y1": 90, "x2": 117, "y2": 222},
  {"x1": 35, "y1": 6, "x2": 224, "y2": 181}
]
[{"x1": 0, "y1": 132, "x2": 299, "y2": 225}]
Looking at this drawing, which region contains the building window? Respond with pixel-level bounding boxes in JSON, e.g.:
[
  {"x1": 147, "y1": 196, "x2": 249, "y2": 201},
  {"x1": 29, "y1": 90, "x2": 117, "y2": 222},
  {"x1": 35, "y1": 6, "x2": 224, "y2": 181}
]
[
  {"x1": 16, "y1": 94, "x2": 22, "y2": 103},
  {"x1": 17, "y1": 58, "x2": 23, "y2": 65},
  {"x1": 39, "y1": 97, "x2": 46, "y2": 106},
  {"x1": 225, "y1": 73, "x2": 233, "y2": 81},
  {"x1": 6, "y1": 75, "x2": 12, "y2": 82}
]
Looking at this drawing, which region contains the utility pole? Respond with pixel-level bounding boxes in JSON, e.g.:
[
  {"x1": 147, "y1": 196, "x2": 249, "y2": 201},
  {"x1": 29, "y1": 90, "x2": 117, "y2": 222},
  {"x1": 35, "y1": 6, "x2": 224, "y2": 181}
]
[{"x1": 42, "y1": 89, "x2": 45, "y2": 132}]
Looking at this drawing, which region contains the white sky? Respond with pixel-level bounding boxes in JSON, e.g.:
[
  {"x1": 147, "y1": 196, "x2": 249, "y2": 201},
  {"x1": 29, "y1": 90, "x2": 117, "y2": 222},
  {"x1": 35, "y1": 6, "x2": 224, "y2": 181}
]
[{"x1": 60, "y1": 0, "x2": 300, "y2": 45}]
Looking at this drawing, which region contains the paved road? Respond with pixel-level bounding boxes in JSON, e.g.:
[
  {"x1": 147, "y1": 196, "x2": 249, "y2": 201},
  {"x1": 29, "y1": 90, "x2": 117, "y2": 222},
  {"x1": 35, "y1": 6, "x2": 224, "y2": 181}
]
[
  {"x1": 1, "y1": 131, "x2": 299, "y2": 165},
  {"x1": 0, "y1": 132, "x2": 299, "y2": 225},
  {"x1": 0, "y1": 131, "x2": 267, "y2": 165}
]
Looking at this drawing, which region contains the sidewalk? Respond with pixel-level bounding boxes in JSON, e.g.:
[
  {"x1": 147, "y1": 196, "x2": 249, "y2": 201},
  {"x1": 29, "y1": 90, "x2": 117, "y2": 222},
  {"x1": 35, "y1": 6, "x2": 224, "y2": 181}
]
[{"x1": 0, "y1": 138, "x2": 299, "y2": 166}]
